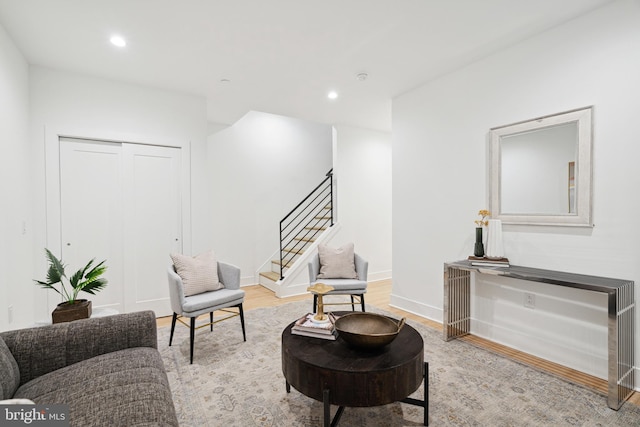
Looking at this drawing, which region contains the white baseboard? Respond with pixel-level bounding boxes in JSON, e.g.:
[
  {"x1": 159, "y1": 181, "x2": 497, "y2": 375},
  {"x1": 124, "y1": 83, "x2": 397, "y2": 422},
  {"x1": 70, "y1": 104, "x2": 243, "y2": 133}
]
[
  {"x1": 241, "y1": 275, "x2": 256, "y2": 287},
  {"x1": 389, "y1": 293, "x2": 442, "y2": 324},
  {"x1": 367, "y1": 270, "x2": 392, "y2": 282}
]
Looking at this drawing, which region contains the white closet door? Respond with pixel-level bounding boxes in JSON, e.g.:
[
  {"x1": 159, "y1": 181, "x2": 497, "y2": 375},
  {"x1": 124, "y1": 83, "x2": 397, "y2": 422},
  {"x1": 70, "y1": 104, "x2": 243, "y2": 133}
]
[
  {"x1": 59, "y1": 138, "x2": 124, "y2": 312},
  {"x1": 59, "y1": 138, "x2": 182, "y2": 317},
  {"x1": 123, "y1": 144, "x2": 182, "y2": 315}
]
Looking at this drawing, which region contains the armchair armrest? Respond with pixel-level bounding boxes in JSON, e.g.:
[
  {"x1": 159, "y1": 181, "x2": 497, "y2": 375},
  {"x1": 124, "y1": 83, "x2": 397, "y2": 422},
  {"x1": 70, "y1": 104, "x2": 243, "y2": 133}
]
[
  {"x1": 218, "y1": 261, "x2": 241, "y2": 290},
  {"x1": 308, "y1": 255, "x2": 320, "y2": 282},
  {"x1": 355, "y1": 254, "x2": 369, "y2": 282},
  {"x1": 0, "y1": 311, "x2": 157, "y2": 386},
  {"x1": 167, "y1": 266, "x2": 186, "y2": 314}
]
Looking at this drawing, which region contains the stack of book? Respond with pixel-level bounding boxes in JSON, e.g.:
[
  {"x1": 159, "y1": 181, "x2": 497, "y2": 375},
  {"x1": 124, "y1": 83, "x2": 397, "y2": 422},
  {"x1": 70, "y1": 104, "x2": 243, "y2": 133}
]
[
  {"x1": 291, "y1": 313, "x2": 338, "y2": 340},
  {"x1": 468, "y1": 256, "x2": 510, "y2": 268}
]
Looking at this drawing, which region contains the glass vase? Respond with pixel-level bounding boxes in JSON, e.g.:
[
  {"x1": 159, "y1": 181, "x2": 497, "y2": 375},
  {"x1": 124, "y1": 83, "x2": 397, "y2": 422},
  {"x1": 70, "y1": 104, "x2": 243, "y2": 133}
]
[{"x1": 474, "y1": 227, "x2": 485, "y2": 257}]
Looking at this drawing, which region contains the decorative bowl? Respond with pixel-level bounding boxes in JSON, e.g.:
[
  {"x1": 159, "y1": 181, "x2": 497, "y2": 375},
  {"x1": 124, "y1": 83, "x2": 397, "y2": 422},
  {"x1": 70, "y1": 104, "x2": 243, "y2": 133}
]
[{"x1": 333, "y1": 312, "x2": 405, "y2": 350}]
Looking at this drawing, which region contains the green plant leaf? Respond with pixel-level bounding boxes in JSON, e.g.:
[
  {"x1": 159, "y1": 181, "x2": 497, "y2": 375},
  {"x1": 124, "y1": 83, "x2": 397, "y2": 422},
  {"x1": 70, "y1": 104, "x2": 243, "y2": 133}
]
[
  {"x1": 81, "y1": 260, "x2": 108, "y2": 294},
  {"x1": 85, "y1": 260, "x2": 107, "y2": 281},
  {"x1": 44, "y1": 248, "x2": 66, "y2": 284},
  {"x1": 69, "y1": 258, "x2": 94, "y2": 290},
  {"x1": 32, "y1": 279, "x2": 63, "y2": 296},
  {"x1": 34, "y1": 249, "x2": 108, "y2": 303},
  {"x1": 82, "y1": 277, "x2": 108, "y2": 295}
]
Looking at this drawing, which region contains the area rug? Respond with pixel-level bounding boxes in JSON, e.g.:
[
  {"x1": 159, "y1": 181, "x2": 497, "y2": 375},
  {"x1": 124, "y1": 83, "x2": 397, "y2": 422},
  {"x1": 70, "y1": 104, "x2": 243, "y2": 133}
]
[{"x1": 158, "y1": 301, "x2": 640, "y2": 426}]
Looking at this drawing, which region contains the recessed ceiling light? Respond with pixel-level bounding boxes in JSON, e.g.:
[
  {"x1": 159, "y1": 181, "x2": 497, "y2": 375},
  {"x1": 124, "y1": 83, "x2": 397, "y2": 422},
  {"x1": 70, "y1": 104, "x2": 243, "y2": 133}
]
[
  {"x1": 327, "y1": 91, "x2": 338, "y2": 100},
  {"x1": 110, "y1": 35, "x2": 127, "y2": 47}
]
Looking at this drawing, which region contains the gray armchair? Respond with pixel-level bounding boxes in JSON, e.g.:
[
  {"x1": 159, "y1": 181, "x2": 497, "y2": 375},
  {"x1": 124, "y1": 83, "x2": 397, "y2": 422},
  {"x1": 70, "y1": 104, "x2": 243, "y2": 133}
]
[
  {"x1": 308, "y1": 253, "x2": 368, "y2": 312},
  {"x1": 167, "y1": 261, "x2": 246, "y2": 364}
]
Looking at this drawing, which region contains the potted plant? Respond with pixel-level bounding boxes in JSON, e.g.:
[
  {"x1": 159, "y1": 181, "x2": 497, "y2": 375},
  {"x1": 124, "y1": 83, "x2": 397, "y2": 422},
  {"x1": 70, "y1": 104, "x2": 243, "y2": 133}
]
[{"x1": 34, "y1": 248, "x2": 108, "y2": 323}]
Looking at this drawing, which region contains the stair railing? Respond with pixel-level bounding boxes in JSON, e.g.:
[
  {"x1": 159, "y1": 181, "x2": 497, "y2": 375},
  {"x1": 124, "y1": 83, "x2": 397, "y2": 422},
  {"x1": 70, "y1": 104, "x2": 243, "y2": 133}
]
[{"x1": 279, "y1": 169, "x2": 333, "y2": 280}]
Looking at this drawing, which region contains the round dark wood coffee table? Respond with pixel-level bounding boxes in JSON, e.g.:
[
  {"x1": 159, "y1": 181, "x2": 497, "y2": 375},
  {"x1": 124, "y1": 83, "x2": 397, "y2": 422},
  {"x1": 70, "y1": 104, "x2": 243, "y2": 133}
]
[{"x1": 281, "y1": 313, "x2": 428, "y2": 426}]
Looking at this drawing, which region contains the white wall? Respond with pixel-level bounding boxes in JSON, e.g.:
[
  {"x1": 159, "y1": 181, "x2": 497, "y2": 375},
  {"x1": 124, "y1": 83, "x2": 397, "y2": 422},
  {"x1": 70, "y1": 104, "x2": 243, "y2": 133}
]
[
  {"x1": 393, "y1": 0, "x2": 640, "y2": 382},
  {"x1": 237, "y1": 122, "x2": 393, "y2": 296},
  {"x1": 207, "y1": 111, "x2": 333, "y2": 284},
  {"x1": 0, "y1": 24, "x2": 33, "y2": 331},
  {"x1": 27, "y1": 66, "x2": 209, "y2": 325},
  {"x1": 331, "y1": 125, "x2": 392, "y2": 281}
]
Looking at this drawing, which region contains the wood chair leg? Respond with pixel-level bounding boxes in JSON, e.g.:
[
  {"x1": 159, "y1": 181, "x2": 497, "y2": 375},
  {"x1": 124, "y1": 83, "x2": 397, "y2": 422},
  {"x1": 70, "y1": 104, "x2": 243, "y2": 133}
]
[
  {"x1": 360, "y1": 294, "x2": 366, "y2": 312},
  {"x1": 238, "y1": 303, "x2": 247, "y2": 341},
  {"x1": 190, "y1": 317, "x2": 196, "y2": 364},
  {"x1": 169, "y1": 313, "x2": 177, "y2": 346},
  {"x1": 210, "y1": 312, "x2": 213, "y2": 331}
]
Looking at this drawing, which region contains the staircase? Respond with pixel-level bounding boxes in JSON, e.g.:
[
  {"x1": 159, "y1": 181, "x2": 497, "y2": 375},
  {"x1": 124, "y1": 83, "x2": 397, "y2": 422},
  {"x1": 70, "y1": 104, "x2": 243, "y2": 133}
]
[
  {"x1": 259, "y1": 206, "x2": 331, "y2": 283},
  {"x1": 258, "y1": 170, "x2": 334, "y2": 292}
]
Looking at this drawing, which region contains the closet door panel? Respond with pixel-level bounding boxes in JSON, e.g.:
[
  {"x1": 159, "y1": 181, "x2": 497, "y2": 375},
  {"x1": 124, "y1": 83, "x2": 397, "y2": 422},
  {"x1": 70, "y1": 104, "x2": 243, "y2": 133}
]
[
  {"x1": 123, "y1": 144, "x2": 181, "y2": 315},
  {"x1": 59, "y1": 138, "x2": 124, "y2": 312}
]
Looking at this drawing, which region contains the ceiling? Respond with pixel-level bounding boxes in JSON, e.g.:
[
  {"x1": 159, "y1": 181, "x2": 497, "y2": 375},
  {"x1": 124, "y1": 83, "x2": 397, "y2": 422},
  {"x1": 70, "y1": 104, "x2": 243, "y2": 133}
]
[{"x1": 0, "y1": 0, "x2": 615, "y2": 131}]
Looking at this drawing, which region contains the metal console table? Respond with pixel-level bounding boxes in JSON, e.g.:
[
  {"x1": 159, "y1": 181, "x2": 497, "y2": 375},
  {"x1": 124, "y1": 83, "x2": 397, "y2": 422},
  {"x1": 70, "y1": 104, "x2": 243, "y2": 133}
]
[{"x1": 443, "y1": 260, "x2": 635, "y2": 410}]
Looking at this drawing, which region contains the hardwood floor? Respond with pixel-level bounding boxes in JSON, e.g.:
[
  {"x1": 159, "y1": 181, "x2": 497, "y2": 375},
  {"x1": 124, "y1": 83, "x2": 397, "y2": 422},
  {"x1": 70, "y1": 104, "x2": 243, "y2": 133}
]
[{"x1": 158, "y1": 279, "x2": 639, "y2": 407}]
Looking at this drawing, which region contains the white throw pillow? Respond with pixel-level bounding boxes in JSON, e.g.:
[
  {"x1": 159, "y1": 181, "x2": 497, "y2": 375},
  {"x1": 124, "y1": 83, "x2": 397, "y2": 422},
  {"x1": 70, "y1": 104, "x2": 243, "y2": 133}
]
[
  {"x1": 170, "y1": 250, "x2": 224, "y2": 296},
  {"x1": 317, "y1": 243, "x2": 358, "y2": 279}
]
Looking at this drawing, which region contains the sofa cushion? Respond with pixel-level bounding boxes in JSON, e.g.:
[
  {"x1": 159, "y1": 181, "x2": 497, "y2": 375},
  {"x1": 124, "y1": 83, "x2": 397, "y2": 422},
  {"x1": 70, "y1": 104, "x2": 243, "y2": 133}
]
[
  {"x1": 171, "y1": 250, "x2": 223, "y2": 296},
  {"x1": 317, "y1": 243, "x2": 358, "y2": 279},
  {"x1": 182, "y1": 288, "x2": 245, "y2": 315},
  {"x1": 1, "y1": 312, "x2": 158, "y2": 386},
  {"x1": 0, "y1": 336, "x2": 20, "y2": 400},
  {"x1": 14, "y1": 347, "x2": 177, "y2": 427}
]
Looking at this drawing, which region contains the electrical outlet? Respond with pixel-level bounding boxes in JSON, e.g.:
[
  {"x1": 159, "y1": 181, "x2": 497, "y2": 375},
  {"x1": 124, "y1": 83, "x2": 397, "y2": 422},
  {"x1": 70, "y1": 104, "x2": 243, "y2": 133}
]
[
  {"x1": 524, "y1": 293, "x2": 535, "y2": 309},
  {"x1": 8, "y1": 305, "x2": 13, "y2": 323}
]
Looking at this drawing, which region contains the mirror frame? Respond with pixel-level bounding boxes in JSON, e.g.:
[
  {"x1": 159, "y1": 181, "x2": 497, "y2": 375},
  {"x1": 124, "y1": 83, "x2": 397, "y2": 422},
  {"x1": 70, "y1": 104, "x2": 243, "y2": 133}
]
[{"x1": 489, "y1": 106, "x2": 593, "y2": 227}]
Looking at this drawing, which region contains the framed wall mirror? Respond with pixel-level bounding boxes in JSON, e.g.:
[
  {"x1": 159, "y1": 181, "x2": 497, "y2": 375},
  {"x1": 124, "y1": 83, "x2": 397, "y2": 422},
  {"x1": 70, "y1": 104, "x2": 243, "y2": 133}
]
[{"x1": 489, "y1": 106, "x2": 593, "y2": 227}]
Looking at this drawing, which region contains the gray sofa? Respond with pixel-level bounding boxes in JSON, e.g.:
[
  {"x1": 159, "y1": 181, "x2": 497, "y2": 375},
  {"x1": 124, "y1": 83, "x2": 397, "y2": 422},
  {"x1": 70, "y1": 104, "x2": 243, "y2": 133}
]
[{"x1": 0, "y1": 311, "x2": 178, "y2": 426}]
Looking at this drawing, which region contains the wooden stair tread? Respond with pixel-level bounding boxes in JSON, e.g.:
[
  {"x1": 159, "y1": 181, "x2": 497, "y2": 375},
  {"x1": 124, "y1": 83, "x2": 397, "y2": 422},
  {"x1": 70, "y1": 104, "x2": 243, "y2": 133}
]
[
  {"x1": 271, "y1": 259, "x2": 295, "y2": 267},
  {"x1": 282, "y1": 247, "x2": 306, "y2": 254},
  {"x1": 293, "y1": 237, "x2": 315, "y2": 242},
  {"x1": 260, "y1": 271, "x2": 280, "y2": 281}
]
